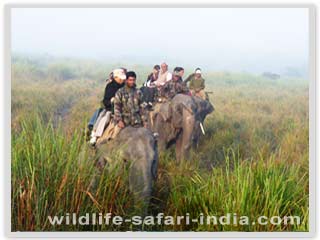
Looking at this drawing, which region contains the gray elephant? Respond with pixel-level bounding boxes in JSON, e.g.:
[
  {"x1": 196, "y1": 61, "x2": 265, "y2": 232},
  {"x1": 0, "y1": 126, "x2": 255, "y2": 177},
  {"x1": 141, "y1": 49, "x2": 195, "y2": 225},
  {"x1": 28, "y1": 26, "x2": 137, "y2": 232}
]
[
  {"x1": 148, "y1": 94, "x2": 214, "y2": 161},
  {"x1": 94, "y1": 126, "x2": 158, "y2": 214}
]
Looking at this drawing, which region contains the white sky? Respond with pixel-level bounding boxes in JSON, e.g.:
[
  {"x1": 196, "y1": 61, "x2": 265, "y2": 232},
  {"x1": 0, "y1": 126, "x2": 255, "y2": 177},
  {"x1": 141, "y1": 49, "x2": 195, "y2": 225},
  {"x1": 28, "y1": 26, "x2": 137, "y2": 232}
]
[{"x1": 11, "y1": 8, "x2": 309, "y2": 73}]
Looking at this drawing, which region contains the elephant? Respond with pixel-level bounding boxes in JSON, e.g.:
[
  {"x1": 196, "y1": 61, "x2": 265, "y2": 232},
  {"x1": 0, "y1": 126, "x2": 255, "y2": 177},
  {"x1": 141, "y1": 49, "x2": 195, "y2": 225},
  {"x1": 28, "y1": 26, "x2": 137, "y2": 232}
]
[
  {"x1": 93, "y1": 126, "x2": 158, "y2": 215},
  {"x1": 147, "y1": 94, "x2": 214, "y2": 161}
]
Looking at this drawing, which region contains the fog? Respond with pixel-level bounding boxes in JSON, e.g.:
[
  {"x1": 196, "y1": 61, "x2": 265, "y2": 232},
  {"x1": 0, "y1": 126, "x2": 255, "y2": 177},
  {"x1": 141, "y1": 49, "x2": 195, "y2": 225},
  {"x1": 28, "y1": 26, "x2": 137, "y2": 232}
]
[{"x1": 11, "y1": 8, "x2": 309, "y2": 75}]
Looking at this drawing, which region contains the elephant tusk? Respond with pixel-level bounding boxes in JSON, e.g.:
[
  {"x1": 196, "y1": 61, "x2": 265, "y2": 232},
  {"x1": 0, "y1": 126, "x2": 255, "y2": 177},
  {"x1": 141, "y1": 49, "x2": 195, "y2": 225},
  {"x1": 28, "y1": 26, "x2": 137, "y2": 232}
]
[{"x1": 200, "y1": 122, "x2": 205, "y2": 135}]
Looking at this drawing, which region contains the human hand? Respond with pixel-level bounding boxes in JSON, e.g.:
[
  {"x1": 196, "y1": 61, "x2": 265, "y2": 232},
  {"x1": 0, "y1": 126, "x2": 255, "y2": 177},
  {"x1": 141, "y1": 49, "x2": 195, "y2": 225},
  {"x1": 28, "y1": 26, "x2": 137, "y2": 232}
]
[
  {"x1": 118, "y1": 120, "x2": 125, "y2": 128},
  {"x1": 149, "y1": 82, "x2": 156, "y2": 88}
]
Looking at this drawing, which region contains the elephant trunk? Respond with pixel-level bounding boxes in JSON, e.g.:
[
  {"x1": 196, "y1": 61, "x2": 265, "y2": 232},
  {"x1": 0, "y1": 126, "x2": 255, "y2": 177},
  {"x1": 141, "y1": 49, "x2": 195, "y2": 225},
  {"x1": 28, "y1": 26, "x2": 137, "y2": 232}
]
[{"x1": 175, "y1": 108, "x2": 195, "y2": 162}]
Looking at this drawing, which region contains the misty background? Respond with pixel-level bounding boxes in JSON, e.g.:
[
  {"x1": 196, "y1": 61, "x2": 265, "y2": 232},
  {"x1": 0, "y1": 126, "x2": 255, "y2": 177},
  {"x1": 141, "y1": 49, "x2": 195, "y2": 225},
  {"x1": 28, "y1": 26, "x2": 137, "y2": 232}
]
[{"x1": 11, "y1": 8, "x2": 309, "y2": 77}]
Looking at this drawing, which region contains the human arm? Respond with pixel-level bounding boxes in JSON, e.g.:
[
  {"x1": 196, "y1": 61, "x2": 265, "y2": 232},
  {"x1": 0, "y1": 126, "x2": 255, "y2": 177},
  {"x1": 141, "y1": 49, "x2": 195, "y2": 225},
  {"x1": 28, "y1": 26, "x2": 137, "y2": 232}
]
[
  {"x1": 184, "y1": 73, "x2": 195, "y2": 84},
  {"x1": 180, "y1": 81, "x2": 190, "y2": 94},
  {"x1": 102, "y1": 84, "x2": 114, "y2": 110},
  {"x1": 113, "y1": 90, "x2": 124, "y2": 127},
  {"x1": 144, "y1": 73, "x2": 153, "y2": 87},
  {"x1": 166, "y1": 72, "x2": 172, "y2": 82},
  {"x1": 138, "y1": 90, "x2": 148, "y2": 127}
]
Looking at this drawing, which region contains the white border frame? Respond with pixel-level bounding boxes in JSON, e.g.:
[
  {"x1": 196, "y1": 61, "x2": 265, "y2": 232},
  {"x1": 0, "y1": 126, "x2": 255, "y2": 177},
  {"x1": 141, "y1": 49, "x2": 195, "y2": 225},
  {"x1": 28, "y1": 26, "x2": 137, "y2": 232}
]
[{"x1": 4, "y1": 4, "x2": 316, "y2": 238}]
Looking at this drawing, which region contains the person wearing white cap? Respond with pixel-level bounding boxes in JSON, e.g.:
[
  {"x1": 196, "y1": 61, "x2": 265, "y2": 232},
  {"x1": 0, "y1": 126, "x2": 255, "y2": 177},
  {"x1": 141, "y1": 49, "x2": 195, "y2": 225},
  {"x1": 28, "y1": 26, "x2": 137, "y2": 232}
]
[
  {"x1": 89, "y1": 68, "x2": 126, "y2": 146},
  {"x1": 184, "y1": 67, "x2": 207, "y2": 100}
]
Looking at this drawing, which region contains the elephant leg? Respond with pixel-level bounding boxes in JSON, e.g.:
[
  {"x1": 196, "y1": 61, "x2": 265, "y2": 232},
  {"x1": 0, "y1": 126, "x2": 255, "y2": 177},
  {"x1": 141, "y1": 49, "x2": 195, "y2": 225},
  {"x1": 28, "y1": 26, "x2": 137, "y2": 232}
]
[
  {"x1": 88, "y1": 155, "x2": 107, "y2": 190},
  {"x1": 177, "y1": 108, "x2": 195, "y2": 161},
  {"x1": 90, "y1": 147, "x2": 114, "y2": 190},
  {"x1": 128, "y1": 141, "x2": 158, "y2": 217},
  {"x1": 129, "y1": 162, "x2": 153, "y2": 217},
  {"x1": 192, "y1": 121, "x2": 202, "y2": 148},
  {"x1": 157, "y1": 138, "x2": 167, "y2": 152},
  {"x1": 175, "y1": 129, "x2": 193, "y2": 162}
]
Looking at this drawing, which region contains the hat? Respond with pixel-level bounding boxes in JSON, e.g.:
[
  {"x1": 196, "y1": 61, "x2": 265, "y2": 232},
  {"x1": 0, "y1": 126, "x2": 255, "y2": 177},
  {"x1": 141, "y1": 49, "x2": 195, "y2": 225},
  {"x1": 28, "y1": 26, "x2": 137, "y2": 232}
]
[
  {"x1": 113, "y1": 69, "x2": 126, "y2": 80},
  {"x1": 195, "y1": 69, "x2": 202, "y2": 74}
]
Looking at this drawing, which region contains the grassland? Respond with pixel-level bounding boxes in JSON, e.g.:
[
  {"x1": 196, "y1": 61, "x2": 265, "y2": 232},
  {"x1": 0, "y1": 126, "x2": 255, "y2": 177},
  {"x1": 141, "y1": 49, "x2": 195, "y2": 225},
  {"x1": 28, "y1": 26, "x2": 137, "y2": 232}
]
[{"x1": 11, "y1": 55, "x2": 309, "y2": 231}]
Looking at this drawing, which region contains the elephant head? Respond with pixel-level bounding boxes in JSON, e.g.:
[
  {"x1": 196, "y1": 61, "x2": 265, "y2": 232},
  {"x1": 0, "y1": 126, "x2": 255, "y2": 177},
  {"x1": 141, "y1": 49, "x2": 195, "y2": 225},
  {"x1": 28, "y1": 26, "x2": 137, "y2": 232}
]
[
  {"x1": 149, "y1": 94, "x2": 214, "y2": 162},
  {"x1": 190, "y1": 95, "x2": 215, "y2": 146},
  {"x1": 94, "y1": 127, "x2": 158, "y2": 216},
  {"x1": 193, "y1": 95, "x2": 215, "y2": 122}
]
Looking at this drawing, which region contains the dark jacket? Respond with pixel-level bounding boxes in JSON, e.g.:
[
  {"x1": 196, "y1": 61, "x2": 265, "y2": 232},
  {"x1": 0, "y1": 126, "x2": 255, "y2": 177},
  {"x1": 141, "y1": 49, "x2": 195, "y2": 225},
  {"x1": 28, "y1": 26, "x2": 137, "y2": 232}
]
[
  {"x1": 102, "y1": 80, "x2": 124, "y2": 111},
  {"x1": 147, "y1": 73, "x2": 158, "y2": 83},
  {"x1": 143, "y1": 72, "x2": 158, "y2": 87}
]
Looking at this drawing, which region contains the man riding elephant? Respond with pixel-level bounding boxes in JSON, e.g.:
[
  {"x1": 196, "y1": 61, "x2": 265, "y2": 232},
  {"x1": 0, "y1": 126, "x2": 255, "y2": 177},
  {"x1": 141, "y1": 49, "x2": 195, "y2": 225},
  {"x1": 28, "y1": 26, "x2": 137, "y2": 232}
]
[
  {"x1": 96, "y1": 71, "x2": 147, "y2": 145},
  {"x1": 89, "y1": 68, "x2": 126, "y2": 146},
  {"x1": 158, "y1": 69, "x2": 190, "y2": 100},
  {"x1": 184, "y1": 67, "x2": 208, "y2": 100},
  {"x1": 113, "y1": 71, "x2": 148, "y2": 129},
  {"x1": 174, "y1": 66, "x2": 185, "y2": 81},
  {"x1": 152, "y1": 62, "x2": 172, "y2": 88},
  {"x1": 92, "y1": 71, "x2": 157, "y2": 213},
  {"x1": 140, "y1": 65, "x2": 160, "y2": 108}
]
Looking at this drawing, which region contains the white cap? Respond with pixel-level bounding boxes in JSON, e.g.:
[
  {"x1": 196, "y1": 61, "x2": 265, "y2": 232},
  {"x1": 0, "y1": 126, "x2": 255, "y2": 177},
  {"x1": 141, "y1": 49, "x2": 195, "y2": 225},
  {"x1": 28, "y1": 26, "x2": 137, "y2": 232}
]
[
  {"x1": 113, "y1": 69, "x2": 126, "y2": 80},
  {"x1": 195, "y1": 69, "x2": 202, "y2": 74}
]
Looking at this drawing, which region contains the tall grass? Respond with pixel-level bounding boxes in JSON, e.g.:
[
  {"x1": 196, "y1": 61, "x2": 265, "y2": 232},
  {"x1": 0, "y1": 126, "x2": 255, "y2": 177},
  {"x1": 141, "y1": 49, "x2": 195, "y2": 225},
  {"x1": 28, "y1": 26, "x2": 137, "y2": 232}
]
[
  {"x1": 12, "y1": 113, "x2": 137, "y2": 231},
  {"x1": 163, "y1": 149, "x2": 308, "y2": 231},
  {"x1": 11, "y1": 112, "x2": 308, "y2": 231}
]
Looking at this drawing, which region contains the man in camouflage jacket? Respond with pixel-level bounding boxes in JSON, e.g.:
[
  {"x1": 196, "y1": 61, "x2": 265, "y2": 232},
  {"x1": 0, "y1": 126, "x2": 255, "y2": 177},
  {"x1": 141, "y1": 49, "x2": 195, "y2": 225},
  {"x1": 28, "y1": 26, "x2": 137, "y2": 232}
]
[
  {"x1": 159, "y1": 70, "x2": 190, "y2": 100},
  {"x1": 114, "y1": 71, "x2": 146, "y2": 128}
]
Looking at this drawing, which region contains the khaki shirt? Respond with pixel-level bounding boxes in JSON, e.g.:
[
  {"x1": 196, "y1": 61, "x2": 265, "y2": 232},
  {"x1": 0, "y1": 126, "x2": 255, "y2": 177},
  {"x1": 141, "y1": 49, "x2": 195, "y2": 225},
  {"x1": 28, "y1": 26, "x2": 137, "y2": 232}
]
[{"x1": 184, "y1": 73, "x2": 205, "y2": 91}]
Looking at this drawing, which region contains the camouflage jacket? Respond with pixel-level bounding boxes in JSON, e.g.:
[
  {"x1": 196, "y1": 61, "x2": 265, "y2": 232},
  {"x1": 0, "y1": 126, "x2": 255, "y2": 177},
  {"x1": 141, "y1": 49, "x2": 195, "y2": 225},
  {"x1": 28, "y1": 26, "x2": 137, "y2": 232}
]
[
  {"x1": 114, "y1": 85, "x2": 146, "y2": 127},
  {"x1": 159, "y1": 79, "x2": 189, "y2": 99}
]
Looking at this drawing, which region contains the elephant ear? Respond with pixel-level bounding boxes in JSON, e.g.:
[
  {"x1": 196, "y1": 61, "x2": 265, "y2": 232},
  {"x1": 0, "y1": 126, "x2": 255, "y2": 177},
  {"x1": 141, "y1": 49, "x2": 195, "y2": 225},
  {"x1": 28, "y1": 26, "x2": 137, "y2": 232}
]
[
  {"x1": 172, "y1": 102, "x2": 188, "y2": 128},
  {"x1": 193, "y1": 97, "x2": 214, "y2": 117},
  {"x1": 158, "y1": 102, "x2": 172, "y2": 122}
]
